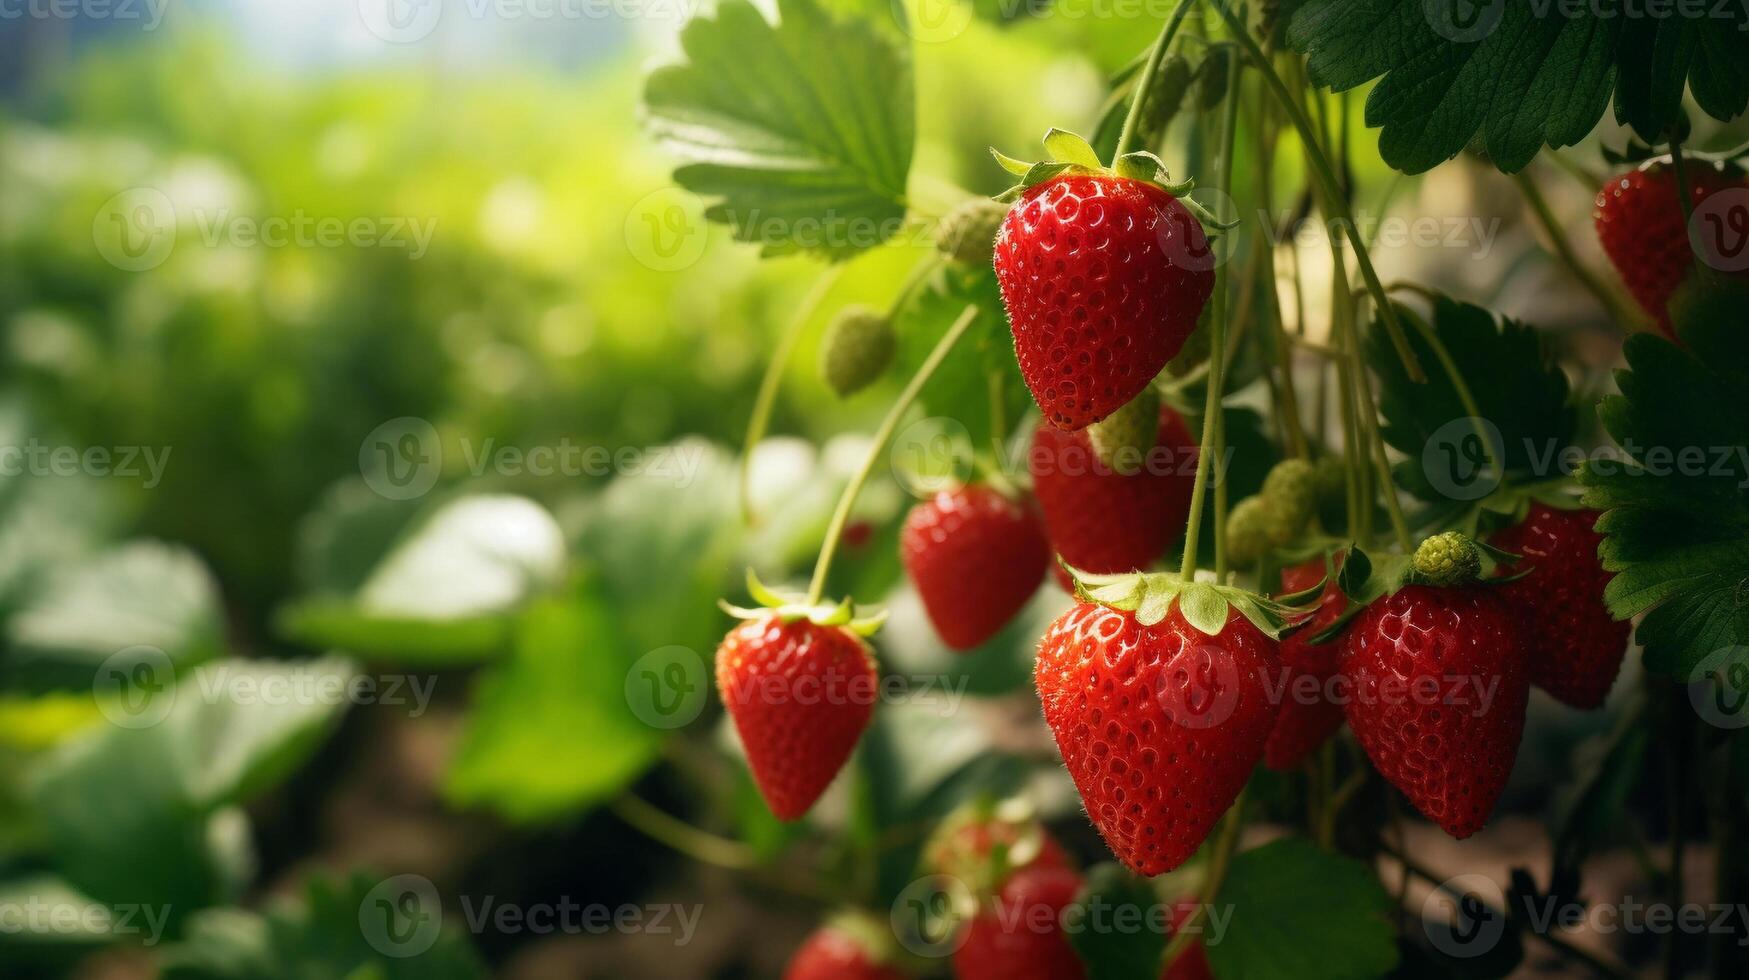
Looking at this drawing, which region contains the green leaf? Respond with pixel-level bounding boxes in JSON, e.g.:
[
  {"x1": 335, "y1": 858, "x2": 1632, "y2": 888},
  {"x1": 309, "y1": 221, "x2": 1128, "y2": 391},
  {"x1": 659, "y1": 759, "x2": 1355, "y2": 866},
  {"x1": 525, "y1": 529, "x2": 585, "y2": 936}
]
[
  {"x1": 5, "y1": 542, "x2": 223, "y2": 692},
  {"x1": 294, "y1": 477, "x2": 421, "y2": 597},
  {"x1": 643, "y1": 0, "x2": 914, "y2": 260},
  {"x1": 1210, "y1": 838, "x2": 1397, "y2": 980},
  {"x1": 161, "y1": 873, "x2": 486, "y2": 980},
  {"x1": 1065, "y1": 863, "x2": 1165, "y2": 980},
  {"x1": 1367, "y1": 296, "x2": 1574, "y2": 502},
  {"x1": 26, "y1": 657, "x2": 354, "y2": 932},
  {"x1": 892, "y1": 262, "x2": 1030, "y2": 457},
  {"x1": 445, "y1": 593, "x2": 664, "y2": 822},
  {"x1": 1578, "y1": 334, "x2": 1749, "y2": 677},
  {"x1": 1286, "y1": 1, "x2": 1749, "y2": 172}
]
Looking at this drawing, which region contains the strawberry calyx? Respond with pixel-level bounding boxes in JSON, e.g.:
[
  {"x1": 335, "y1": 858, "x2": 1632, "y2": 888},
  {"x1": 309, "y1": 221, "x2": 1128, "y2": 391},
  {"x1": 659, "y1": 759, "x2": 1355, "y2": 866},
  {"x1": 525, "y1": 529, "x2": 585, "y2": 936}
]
[
  {"x1": 1306, "y1": 535, "x2": 1524, "y2": 644},
  {"x1": 923, "y1": 797, "x2": 1059, "y2": 898},
  {"x1": 1063, "y1": 561, "x2": 1312, "y2": 639},
  {"x1": 989, "y1": 128, "x2": 1237, "y2": 234},
  {"x1": 1465, "y1": 480, "x2": 1587, "y2": 533},
  {"x1": 717, "y1": 568, "x2": 888, "y2": 636}
]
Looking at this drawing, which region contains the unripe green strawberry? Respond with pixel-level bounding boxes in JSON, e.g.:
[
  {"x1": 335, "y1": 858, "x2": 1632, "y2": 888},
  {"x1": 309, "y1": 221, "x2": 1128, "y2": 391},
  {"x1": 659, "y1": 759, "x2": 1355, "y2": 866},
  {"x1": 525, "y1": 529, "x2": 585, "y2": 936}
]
[
  {"x1": 1225, "y1": 495, "x2": 1272, "y2": 567},
  {"x1": 1193, "y1": 50, "x2": 1229, "y2": 111},
  {"x1": 1085, "y1": 385, "x2": 1160, "y2": 476},
  {"x1": 820, "y1": 306, "x2": 895, "y2": 397},
  {"x1": 1260, "y1": 458, "x2": 1316, "y2": 526},
  {"x1": 936, "y1": 198, "x2": 1010, "y2": 267},
  {"x1": 1414, "y1": 532, "x2": 1481, "y2": 587}
]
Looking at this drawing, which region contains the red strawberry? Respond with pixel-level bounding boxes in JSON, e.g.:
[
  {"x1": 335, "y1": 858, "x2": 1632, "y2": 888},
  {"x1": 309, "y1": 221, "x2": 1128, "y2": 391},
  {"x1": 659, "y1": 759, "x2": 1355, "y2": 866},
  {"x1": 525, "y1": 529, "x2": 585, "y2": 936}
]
[
  {"x1": 1035, "y1": 602, "x2": 1279, "y2": 876},
  {"x1": 995, "y1": 174, "x2": 1215, "y2": 430},
  {"x1": 1487, "y1": 503, "x2": 1629, "y2": 709},
  {"x1": 902, "y1": 485, "x2": 1050, "y2": 650},
  {"x1": 784, "y1": 921, "x2": 905, "y2": 980},
  {"x1": 1029, "y1": 405, "x2": 1198, "y2": 580},
  {"x1": 925, "y1": 803, "x2": 1073, "y2": 898},
  {"x1": 953, "y1": 864, "x2": 1087, "y2": 980},
  {"x1": 716, "y1": 616, "x2": 878, "y2": 820},
  {"x1": 1340, "y1": 586, "x2": 1529, "y2": 838},
  {"x1": 1160, "y1": 898, "x2": 1214, "y2": 980},
  {"x1": 1263, "y1": 556, "x2": 1348, "y2": 771},
  {"x1": 1594, "y1": 164, "x2": 1746, "y2": 335}
]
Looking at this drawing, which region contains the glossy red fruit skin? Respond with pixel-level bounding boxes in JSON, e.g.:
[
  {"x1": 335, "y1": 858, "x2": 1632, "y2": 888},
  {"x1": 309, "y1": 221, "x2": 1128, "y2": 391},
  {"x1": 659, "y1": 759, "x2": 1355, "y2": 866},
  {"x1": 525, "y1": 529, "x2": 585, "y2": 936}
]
[
  {"x1": 995, "y1": 174, "x2": 1215, "y2": 430},
  {"x1": 1263, "y1": 557, "x2": 1348, "y2": 771},
  {"x1": 1160, "y1": 898, "x2": 1214, "y2": 980},
  {"x1": 1594, "y1": 165, "x2": 1745, "y2": 336},
  {"x1": 902, "y1": 486, "x2": 1051, "y2": 650},
  {"x1": 1035, "y1": 604, "x2": 1279, "y2": 876},
  {"x1": 716, "y1": 617, "x2": 877, "y2": 821},
  {"x1": 1029, "y1": 406, "x2": 1198, "y2": 580},
  {"x1": 1341, "y1": 586, "x2": 1529, "y2": 839},
  {"x1": 1488, "y1": 504, "x2": 1629, "y2": 709},
  {"x1": 953, "y1": 865, "x2": 1087, "y2": 980},
  {"x1": 784, "y1": 925, "x2": 905, "y2": 980}
]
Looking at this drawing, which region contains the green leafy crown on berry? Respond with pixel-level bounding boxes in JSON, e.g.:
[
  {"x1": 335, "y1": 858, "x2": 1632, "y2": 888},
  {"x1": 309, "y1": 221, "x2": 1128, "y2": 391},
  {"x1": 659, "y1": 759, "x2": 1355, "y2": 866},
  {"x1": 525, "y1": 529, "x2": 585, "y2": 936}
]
[
  {"x1": 1063, "y1": 562, "x2": 1320, "y2": 640},
  {"x1": 717, "y1": 568, "x2": 888, "y2": 636},
  {"x1": 989, "y1": 128, "x2": 1237, "y2": 236}
]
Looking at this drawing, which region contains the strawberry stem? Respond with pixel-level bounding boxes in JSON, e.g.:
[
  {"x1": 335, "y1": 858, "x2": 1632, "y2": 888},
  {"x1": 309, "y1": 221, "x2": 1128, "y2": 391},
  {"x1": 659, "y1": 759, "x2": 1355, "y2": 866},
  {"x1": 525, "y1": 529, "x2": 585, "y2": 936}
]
[
  {"x1": 1512, "y1": 168, "x2": 1649, "y2": 332},
  {"x1": 805, "y1": 304, "x2": 980, "y2": 605},
  {"x1": 1209, "y1": 16, "x2": 1243, "y2": 581},
  {"x1": 1112, "y1": 0, "x2": 1200, "y2": 159},
  {"x1": 740, "y1": 265, "x2": 845, "y2": 526},
  {"x1": 1213, "y1": 2, "x2": 1426, "y2": 386}
]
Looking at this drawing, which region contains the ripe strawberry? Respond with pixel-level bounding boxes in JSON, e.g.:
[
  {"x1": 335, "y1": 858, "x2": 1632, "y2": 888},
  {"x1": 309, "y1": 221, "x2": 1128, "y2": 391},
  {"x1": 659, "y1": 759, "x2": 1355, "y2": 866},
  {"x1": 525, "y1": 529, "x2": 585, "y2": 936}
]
[
  {"x1": 995, "y1": 174, "x2": 1215, "y2": 430},
  {"x1": 902, "y1": 485, "x2": 1050, "y2": 650},
  {"x1": 1594, "y1": 164, "x2": 1746, "y2": 335},
  {"x1": 1035, "y1": 602, "x2": 1279, "y2": 876},
  {"x1": 1028, "y1": 405, "x2": 1198, "y2": 579},
  {"x1": 925, "y1": 802, "x2": 1073, "y2": 898},
  {"x1": 1340, "y1": 585, "x2": 1529, "y2": 838},
  {"x1": 1488, "y1": 503, "x2": 1629, "y2": 709},
  {"x1": 1263, "y1": 556, "x2": 1347, "y2": 771},
  {"x1": 716, "y1": 616, "x2": 878, "y2": 820},
  {"x1": 953, "y1": 864, "x2": 1087, "y2": 980},
  {"x1": 784, "y1": 920, "x2": 905, "y2": 980},
  {"x1": 1160, "y1": 898, "x2": 1214, "y2": 980}
]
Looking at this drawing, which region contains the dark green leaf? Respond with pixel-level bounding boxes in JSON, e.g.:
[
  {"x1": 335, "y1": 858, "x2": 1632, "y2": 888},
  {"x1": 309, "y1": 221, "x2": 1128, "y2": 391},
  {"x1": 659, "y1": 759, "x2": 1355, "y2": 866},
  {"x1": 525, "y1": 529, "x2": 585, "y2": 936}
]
[
  {"x1": 1210, "y1": 837, "x2": 1397, "y2": 980},
  {"x1": 1065, "y1": 863, "x2": 1166, "y2": 980}
]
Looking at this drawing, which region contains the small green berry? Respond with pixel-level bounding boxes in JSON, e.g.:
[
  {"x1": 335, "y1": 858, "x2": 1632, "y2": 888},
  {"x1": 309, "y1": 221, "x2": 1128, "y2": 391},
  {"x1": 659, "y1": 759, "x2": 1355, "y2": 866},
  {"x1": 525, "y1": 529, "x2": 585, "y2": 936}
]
[
  {"x1": 1226, "y1": 495, "x2": 1273, "y2": 567},
  {"x1": 1086, "y1": 385, "x2": 1159, "y2": 475},
  {"x1": 1261, "y1": 457, "x2": 1316, "y2": 536},
  {"x1": 1414, "y1": 532, "x2": 1481, "y2": 587},
  {"x1": 820, "y1": 306, "x2": 895, "y2": 397},
  {"x1": 1137, "y1": 54, "x2": 1194, "y2": 147},
  {"x1": 1193, "y1": 50, "x2": 1230, "y2": 111},
  {"x1": 935, "y1": 198, "x2": 1011, "y2": 267}
]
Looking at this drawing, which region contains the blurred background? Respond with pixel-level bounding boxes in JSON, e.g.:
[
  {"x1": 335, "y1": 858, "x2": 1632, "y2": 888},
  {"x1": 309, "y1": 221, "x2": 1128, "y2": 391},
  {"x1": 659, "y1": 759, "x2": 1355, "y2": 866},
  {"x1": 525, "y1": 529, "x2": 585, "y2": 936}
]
[{"x1": 1, "y1": 1, "x2": 1745, "y2": 978}]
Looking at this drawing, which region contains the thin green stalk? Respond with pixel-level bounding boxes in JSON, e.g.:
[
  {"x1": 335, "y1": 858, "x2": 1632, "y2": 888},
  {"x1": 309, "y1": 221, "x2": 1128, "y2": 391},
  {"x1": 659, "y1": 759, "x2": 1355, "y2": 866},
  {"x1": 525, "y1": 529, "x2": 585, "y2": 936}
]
[
  {"x1": 1210, "y1": 19, "x2": 1242, "y2": 581},
  {"x1": 1513, "y1": 169, "x2": 1648, "y2": 331},
  {"x1": 740, "y1": 266, "x2": 844, "y2": 525},
  {"x1": 1113, "y1": 0, "x2": 1201, "y2": 159},
  {"x1": 806, "y1": 305, "x2": 980, "y2": 604},
  {"x1": 1213, "y1": 2, "x2": 1426, "y2": 384},
  {"x1": 1162, "y1": 791, "x2": 1246, "y2": 971},
  {"x1": 1350, "y1": 319, "x2": 1414, "y2": 552}
]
